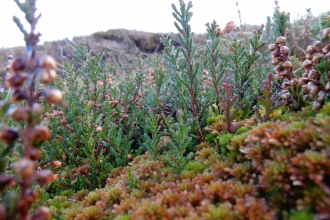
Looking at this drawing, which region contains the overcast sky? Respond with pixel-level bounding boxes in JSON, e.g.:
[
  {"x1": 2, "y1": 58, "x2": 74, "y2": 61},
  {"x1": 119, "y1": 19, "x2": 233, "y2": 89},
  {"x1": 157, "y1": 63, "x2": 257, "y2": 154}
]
[{"x1": 0, "y1": 0, "x2": 329, "y2": 48}]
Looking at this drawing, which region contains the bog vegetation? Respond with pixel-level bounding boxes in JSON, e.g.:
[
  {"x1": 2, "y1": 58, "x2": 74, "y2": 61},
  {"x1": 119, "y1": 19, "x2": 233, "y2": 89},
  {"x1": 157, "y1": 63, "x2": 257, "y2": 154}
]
[{"x1": 0, "y1": 0, "x2": 330, "y2": 219}]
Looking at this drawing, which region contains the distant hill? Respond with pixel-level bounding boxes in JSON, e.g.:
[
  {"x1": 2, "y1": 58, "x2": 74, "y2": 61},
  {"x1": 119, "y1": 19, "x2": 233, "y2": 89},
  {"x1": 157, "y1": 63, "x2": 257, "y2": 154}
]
[{"x1": 0, "y1": 29, "x2": 185, "y2": 82}]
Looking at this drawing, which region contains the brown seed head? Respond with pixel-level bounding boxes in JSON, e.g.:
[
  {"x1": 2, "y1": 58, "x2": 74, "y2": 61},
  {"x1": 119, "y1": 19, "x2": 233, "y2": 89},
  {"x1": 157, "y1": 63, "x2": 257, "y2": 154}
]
[
  {"x1": 276, "y1": 36, "x2": 286, "y2": 45},
  {"x1": 306, "y1": 45, "x2": 316, "y2": 54},
  {"x1": 271, "y1": 58, "x2": 281, "y2": 66},
  {"x1": 0, "y1": 128, "x2": 19, "y2": 144},
  {"x1": 308, "y1": 69, "x2": 320, "y2": 80},
  {"x1": 12, "y1": 158, "x2": 35, "y2": 178},
  {"x1": 52, "y1": 161, "x2": 62, "y2": 169},
  {"x1": 282, "y1": 61, "x2": 292, "y2": 69},
  {"x1": 268, "y1": 44, "x2": 277, "y2": 52},
  {"x1": 30, "y1": 148, "x2": 42, "y2": 161},
  {"x1": 312, "y1": 100, "x2": 322, "y2": 110},
  {"x1": 44, "y1": 88, "x2": 63, "y2": 103},
  {"x1": 313, "y1": 41, "x2": 324, "y2": 51},
  {"x1": 302, "y1": 60, "x2": 313, "y2": 69},
  {"x1": 40, "y1": 69, "x2": 57, "y2": 84},
  {"x1": 39, "y1": 55, "x2": 57, "y2": 70},
  {"x1": 223, "y1": 21, "x2": 235, "y2": 34},
  {"x1": 216, "y1": 27, "x2": 223, "y2": 36},
  {"x1": 322, "y1": 44, "x2": 330, "y2": 54},
  {"x1": 306, "y1": 53, "x2": 313, "y2": 60},
  {"x1": 280, "y1": 46, "x2": 289, "y2": 55},
  {"x1": 35, "y1": 170, "x2": 54, "y2": 186},
  {"x1": 32, "y1": 125, "x2": 51, "y2": 141},
  {"x1": 6, "y1": 73, "x2": 28, "y2": 88},
  {"x1": 10, "y1": 107, "x2": 30, "y2": 121},
  {"x1": 11, "y1": 88, "x2": 28, "y2": 102},
  {"x1": 312, "y1": 53, "x2": 324, "y2": 63},
  {"x1": 10, "y1": 58, "x2": 26, "y2": 74}
]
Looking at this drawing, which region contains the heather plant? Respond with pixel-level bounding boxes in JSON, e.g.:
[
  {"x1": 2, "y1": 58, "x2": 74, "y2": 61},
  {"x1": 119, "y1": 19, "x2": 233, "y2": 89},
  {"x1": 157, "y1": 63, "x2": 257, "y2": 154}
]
[
  {"x1": 227, "y1": 24, "x2": 267, "y2": 118},
  {"x1": 160, "y1": 0, "x2": 206, "y2": 142},
  {"x1": 0, "y1": 0, "x2": 63, "y2": 219},
  {"x1": 254, "y1": 72, "x2": 284, "y2": 123},
  {"x1": 163, "y1": 110, "x2": 194, "y2": 173},
  {"x1": 204, "y1": 20, "x2": 226, "y2": 114},
  {"x1": 41, "y1": 42, "x2": 142, "y2": 192}
]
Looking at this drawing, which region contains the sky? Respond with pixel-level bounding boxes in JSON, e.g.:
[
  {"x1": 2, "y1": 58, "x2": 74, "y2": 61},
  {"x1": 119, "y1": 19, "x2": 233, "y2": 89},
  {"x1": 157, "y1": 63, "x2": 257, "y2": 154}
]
[{"x1": 0, "y1": 0, "x2": 329, "y2": 48}]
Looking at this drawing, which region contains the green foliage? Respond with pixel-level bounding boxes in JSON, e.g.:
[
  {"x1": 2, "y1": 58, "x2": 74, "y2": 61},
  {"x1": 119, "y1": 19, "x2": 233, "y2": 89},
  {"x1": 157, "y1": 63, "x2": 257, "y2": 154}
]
[
  {"x1": 140, "y1": 111, "x2": 162, "y2": 160},
  {"x1": 254, "y1": 72, "x2": 283, "y2": 122},
  {"x1": 160, "y1": 0, "x2": 206, "y2": 142},
  {"x1": 321, "y1": 14, "x2": 330, "y2": 29},
  {"x1": 204, "y1": 20, "x2": 226, "y2": 112},
  {"x1": 272, "y1": 2, "x2": 290, "y2": 37},
  {"x1": 227, "y1": 25, "x2": 266, "y2": 118},
  {"x1": 163, "y1": 110, "x2": 194, "y2": 173}
]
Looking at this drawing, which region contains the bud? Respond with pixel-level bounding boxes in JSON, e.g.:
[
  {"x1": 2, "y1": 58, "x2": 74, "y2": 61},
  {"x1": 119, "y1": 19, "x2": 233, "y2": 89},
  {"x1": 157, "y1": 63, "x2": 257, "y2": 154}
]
[
  {"x1": 30, "y1": 148, "x2": 42, "y2": 161},
  {"x1": 290, "y1": 78, "x2": 299, "y2": 87},
  {"x1": 312, "y1": 101, "x2": 322, "y2": 110},
  {"x1": 313, "y1": 41, "x2": 324, "y2": 51},
  {"x1": 31, "y1": 206, "x2": 52, "y2": 220},
  {"x1": 52, "y1": 161, "x2": 62, "y2": 169},
  {"x1": 306, "y1": 45, "x2": 316, "y2": 54},
  {"x1": 322, "y1": 44, "x2": 330, "y2": 54},
  {"x1": 299, "y1": 77, "x2": 310, "y2": 85},
  {"x1": 308, "y1": 69, "x2": 320, "y2": 80},
  {"x1": 276, "y1": 36, "x2": 286, "y2": 45},
  {"x1": 268, "y1": 44, "x2": 277, "y2": 51},
  {"x1": 35, "y1": 170, "x2": 54, "y2": 186},
  {"x1": 317, "y1": 91, "x2": 326, "y2": 102},
  {"x1": 271, "y1": 51, "x2": 279, "y2": 59},
  {"x1": 326, "y1": 82, "x2": 330, "y2": 92},
  {"x1": 10, "y1": 58, "x2": 26, "y2": 73},
  {"x1": 32, "y1": 126, "x2": 51, "y2": 141},
  {"x1": 308, "y1": 83, "x2": 320, "y2": 96},
  {"x1": 305, "y1": 53, "x2": 313, "y2": 60},
  {"x1": 274, "y1": 64, "x2": 285, "y2": 74},
  {"x1": 223, "y1": 21, "x2": 234, "y2": 34},
  {"x1": 312, "y1": 53, "x2": 324, "y2": 63},
  {"x1": 39, "y1": 55, "x2": 57, "y2": 70},
  {"x1": 40, "y1": 69, "x2": 57, "y2": 84},
  {"x1": 0, "y1": 174, "x2": 15, "y2": 191},
  {"x1": 44, "y1": 88, "x2": 63, "y2": 103},
  {"x1": 0, "y1": 128, "x2": 19, "y2": 144},
  {"x1": 280, "y1": 46, "x2": 289, "y2": 55},
  {"x1": 271, "y1": 58, "x2": 281, "y2": 66},
  {"x1": 302, "y1": 60, "x2": 313, "y2": 69},
  {"x1": 216, "y1": 27, "x2": 223, "y2": 36},
  {"x1": 282, "y1": 61, "x2": 292, "y2": 69},
  {"x1": 10, "y1": 107, "x2": 30, "y2": 121},
  {"x1": 6, "y1": 73, "x2": 28, "y2": 88},
  {"x1": 12, "y1": 159, "x2": 35, "y2": 178},
  {"x1": 302, "y1": 85, "x2": 310, "y2": 94},
  {"x1": 97, "y1": 80, "x2": 104, "y2": 86},
  {"x1": 281, "y1": 81, "x2": 290, "y2": 89},
  {"x1": 11, "y1": 88, "x2": 27, "y2": 102},
  {"x1": 149, "y1": 68, "x2": 156, "y2": 76}
]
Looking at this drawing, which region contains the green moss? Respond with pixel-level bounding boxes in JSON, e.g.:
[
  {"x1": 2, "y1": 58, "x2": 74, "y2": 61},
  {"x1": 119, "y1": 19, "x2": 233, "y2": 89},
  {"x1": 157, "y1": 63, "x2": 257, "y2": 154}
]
[{"x1": 185, "y1": 161, "x2": 208, "y2": 173}]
